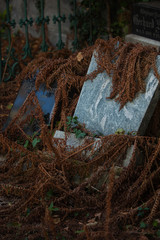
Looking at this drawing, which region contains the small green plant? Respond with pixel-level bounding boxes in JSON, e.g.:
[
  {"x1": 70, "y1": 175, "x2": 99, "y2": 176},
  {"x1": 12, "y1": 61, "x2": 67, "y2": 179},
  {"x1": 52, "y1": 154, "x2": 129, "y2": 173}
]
[
  {"x1": 26, "y1": 208, "x2": 30, "y2": 217},
  {"x1": 6, "y1": 103, "x2": 13, "y2": 110},
  {"x1": 66, "y1": 116, "x2": 79, "y2": 129},
  {"x1": 23, "y1": 140, "x2": 29, "y2": 149},
  {"x1": 45, "y1": 189, "x2": 54, "y2": 200},
  {"x1": 140, "y1": 221, "x2": 148, "y2": 229},
  {"x1": 75, "y1": 229, "x2": 85, "y2": 234},
  {"x1": 73, "y1": 128, "x2": 86, "y2": 139},
  {"x1": 31, "y1": 130, "x2": 41, "y2": 147},
  {"x1": 137, "y1": 206, "x2": 149, "y2": 217},
  {"x1": 115, "y1": 128, "x2": 125, "y2": 135},
  {"x1": 153, "y1": 219, "x2": 159, "y2": 228},
  {"x1": 152, "y1": 219, "x2": 160, "y2": 238},
  {"x1": 66, "y1": 116, "x2": 86, "y2": 139},
  {"x1": 137, "y1": 207, "x2": 149, "y2": 229},
  {"x1": 48, "y1": 201, "x2": 59, "y2": 213},
  {"x1": 136, "y1": 207, "x2": 160, "y2": 238},
  {"x1": 138, "y1": 219, "x2": 160, "y2": 238},
  {"x1": 32, "y1": 137, "x2": 41, "y2": 148},
  {"x1": 19, "y1": 130, "x2": 41, "y2": 150},
  {"x1": 127, "y1": 131, "x2": 137, "y2": 136}
]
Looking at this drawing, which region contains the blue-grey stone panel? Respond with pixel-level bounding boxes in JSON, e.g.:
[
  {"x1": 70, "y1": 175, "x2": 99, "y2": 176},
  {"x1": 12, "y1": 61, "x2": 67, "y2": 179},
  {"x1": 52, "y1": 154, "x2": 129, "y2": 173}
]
[
  {"x1": 74, "y1": 53, "x2": 160, "y2": 136},
  {"x1": 3, "y1": 76, "x2": 56, "y2": 135}
]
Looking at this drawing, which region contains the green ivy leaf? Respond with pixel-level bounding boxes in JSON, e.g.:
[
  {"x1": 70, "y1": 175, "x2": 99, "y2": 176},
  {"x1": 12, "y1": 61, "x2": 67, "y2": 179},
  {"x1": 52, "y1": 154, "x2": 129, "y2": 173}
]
[
  {"x1": 115, "y1": 128, "x2": 125, "y2": 135},
  {"x1": 26, "y1": 208, "x2": 30, "y2": 217},
  {"x1": 6, "y1": 103, "x2": 13, "y2": 110},
  {"x1": 72, "y1": 116, "x2": 78, "y2": 124},
  {"x1": 140, "y1": 221, "x2": 147, "y2": 229},
  {"x1": 77, "y1": 132, "x2": 86, "y2": 138},
  {"x1": 32, "y1": 138, "x2": 41, "y2": 148},
  {"x1": 153, "y1": 220, "x2": 159, "y2": 227},
  {"x1": 48, "y1": 201, "x2": 59, "y2": 212},
  {"x1": 144, "y1": 207, "x2": 149, "y2": 211},
  {"x1": 75, "y1": 229, "x2": 85, "y2": 234},
  {"x1": 66, "y1": 116, "x2": 72, "y2": 124},
  {"x1": 46, "y1": 189, "x2": 54, "y2": 200},
  {"x1": 24, "y1": 140, "x2": 29, "y2": 149},
  {"x1": 32, "y1": 130, "x2": 39, "y2": 138},
  {"x1": 53, "y1": 207, "x2": 59, "y2": 211},
  {"x1": 48, "y1": 201, "x2": 54, "y2": 211}
]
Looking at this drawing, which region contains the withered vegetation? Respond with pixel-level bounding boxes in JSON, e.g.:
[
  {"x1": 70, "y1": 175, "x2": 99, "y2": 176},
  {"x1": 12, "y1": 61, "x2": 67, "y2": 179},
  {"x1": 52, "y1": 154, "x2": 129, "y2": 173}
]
[{"x1": 1, "y1": 37, "x2": 160, "y2": 239}]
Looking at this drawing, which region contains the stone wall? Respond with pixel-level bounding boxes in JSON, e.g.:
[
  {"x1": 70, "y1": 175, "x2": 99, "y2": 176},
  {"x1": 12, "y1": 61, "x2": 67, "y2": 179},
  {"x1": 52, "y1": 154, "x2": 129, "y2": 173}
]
[{"x1": 1, "y1": 0, "x2": 72, "y2": 47}]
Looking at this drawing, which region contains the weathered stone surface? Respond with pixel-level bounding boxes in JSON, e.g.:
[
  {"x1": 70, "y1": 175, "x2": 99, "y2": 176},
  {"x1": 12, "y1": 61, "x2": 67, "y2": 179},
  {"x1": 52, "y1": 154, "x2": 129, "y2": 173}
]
[
  {"x1": 74, "y1": 52, "x2": 160, "y2": 136},
  {"x1": 125, "y1": 34, "x2": 160, "y2": 51},
  {"x1": 123, "y1": 145, "x2": 134, "y2": 167},
  {"x1": 53, "y1": 130, "x2": 87, "y2": 149},
  {"x1": 53, "y1": 130, "x2": 101, "y2": 151}
]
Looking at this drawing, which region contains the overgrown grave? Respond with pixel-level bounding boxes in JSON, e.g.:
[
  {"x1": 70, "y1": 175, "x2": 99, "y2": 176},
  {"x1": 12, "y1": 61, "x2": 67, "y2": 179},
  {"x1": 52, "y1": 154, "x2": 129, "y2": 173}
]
[
  {"x1": 53, "y1": 38, "x2": 160, "y2": 189},
  {"x1": 69, "y1": 38, "x2": 160, "y2": 192},
  {"x1": 50, "y1": 38, "x2": 160, "y2": 184},
  {"x1": 1, "y1": 39, "x2": 160, "y2": 239},
  {"x1": 0, "y1": 73, "x2": 57, "y2": 172},
  {"x1": 74, "y1": 46, "x2": 160, "y2": 136}
]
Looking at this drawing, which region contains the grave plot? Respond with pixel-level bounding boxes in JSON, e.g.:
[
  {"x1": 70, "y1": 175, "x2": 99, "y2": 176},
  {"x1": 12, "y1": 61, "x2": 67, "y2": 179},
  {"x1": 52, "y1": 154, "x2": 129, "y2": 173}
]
[
  {"x1": 1, "y1": 39, "x2": 160, "y2": 240},
  {"x1": 74, "y1": 51, "x2": 160, "y2": 136}
]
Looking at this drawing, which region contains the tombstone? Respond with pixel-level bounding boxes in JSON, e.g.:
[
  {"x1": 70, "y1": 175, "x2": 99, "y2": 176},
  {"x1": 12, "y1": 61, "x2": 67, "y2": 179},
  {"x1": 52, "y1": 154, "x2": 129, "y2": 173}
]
[
  {"x1": 132, "y1": 2, "x2": 160, "y2": 41},
  {"x1": 3, "y1": 75, "x2": 57, "y2": 135},
  {"x1": 53, "y1": 130, "x2": 101, "y2": 152},
  {"x1": 125, "y1": 2, "x2": 160, "y2": 49},
  {"x1": 74, "y1": 52, "x2": 160, "y2": 136},
  {"x1": 54, "y1": 130, "x2": 87, "y2": 149}
]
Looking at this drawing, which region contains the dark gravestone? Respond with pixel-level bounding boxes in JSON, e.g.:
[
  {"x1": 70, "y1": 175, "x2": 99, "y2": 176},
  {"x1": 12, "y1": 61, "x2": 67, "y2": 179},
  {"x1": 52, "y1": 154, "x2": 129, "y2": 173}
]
[
  {"x1": 4, "y1": 75, "x2": 56, "y2": 134},
  {"x1": 132, "y1": 2, "x2": 160, "y2": 41}
]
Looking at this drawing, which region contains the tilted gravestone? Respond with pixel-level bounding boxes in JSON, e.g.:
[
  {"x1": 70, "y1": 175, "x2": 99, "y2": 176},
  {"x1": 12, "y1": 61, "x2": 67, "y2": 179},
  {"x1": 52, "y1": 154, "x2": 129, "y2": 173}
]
[
  {"x1": 74, "y1": 52, "x2": 160, "y2": 136},
  {"x1": 3, "y1": 75, "x2": 56, "y2": 134}
]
